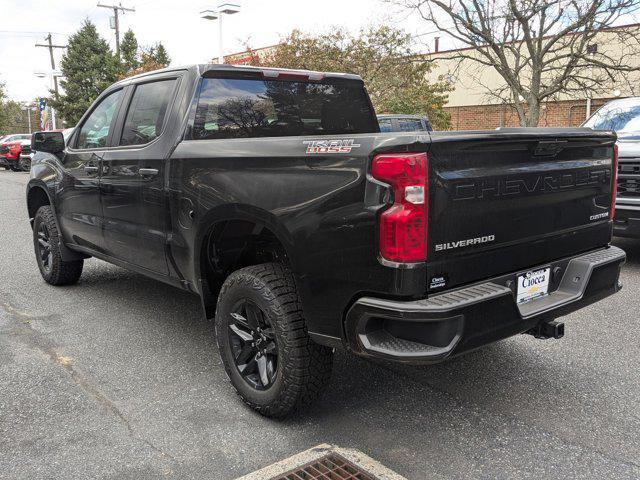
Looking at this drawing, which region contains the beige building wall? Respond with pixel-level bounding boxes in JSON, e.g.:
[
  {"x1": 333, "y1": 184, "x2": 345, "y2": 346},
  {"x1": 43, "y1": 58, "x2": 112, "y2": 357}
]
[{"x1": 426, "y1": 26, "x2": 640, "y2": 108}]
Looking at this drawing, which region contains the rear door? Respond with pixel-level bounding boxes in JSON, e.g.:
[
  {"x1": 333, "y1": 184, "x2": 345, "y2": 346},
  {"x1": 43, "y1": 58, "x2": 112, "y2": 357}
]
[
  {"x1": 100, "y1": 75, "x2": 180, "y2": 274},
  {"x1": 57, "y1": 88, "x2": 124, "y2": 251},
  {"x1": 426, "y1": 130, "x2": 616, "y2": 292}
]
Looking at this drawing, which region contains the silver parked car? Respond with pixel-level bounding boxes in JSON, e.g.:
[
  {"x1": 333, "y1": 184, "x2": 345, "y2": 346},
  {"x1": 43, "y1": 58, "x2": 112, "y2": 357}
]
[{"x1": 583, "y1": 97, "x2": 640, "y2": 238}]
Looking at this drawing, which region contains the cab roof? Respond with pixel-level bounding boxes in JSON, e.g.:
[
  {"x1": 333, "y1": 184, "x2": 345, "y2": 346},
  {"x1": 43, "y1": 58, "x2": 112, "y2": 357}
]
[{"x1": 114, "y1": 63, "x2": 363, "y2": 86}]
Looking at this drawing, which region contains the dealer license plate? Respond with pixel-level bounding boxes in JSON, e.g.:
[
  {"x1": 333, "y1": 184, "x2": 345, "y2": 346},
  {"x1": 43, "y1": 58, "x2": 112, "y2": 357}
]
[{"x1": 516, "y1": 267, "x2": 550, "y2": 304}]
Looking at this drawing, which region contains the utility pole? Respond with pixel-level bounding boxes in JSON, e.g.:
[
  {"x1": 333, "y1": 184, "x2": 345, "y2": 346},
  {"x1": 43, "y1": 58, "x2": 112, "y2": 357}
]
[
  {"x1": 35, "y1": 34, "x2": 66, "y2": 96},
  {"x1": 97, "y1": 2, "x2": 135, "y2": 58}
]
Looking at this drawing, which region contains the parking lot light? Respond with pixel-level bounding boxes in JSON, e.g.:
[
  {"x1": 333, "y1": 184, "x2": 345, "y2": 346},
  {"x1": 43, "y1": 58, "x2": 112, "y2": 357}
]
[{"x1": 200, "y1": 3, "x2": 241, "y2": 64}]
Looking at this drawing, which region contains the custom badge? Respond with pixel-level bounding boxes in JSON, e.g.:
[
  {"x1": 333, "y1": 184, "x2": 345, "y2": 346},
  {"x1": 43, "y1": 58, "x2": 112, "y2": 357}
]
[{"x1": 303, "y1": 139, "x2": 361, "y2": 154}]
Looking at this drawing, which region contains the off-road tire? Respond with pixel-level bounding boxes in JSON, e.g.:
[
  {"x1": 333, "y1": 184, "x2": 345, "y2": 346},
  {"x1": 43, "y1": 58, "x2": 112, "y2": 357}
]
[
  {"x1": 215, "y1": 263, "x2": 333, "y2": 418},
  {"x1": 33, "y1": 206, "x2": 83, "y2": 285}
]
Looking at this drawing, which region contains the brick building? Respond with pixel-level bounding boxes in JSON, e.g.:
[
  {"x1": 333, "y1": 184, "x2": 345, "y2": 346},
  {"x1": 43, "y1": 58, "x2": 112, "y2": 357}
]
[{"x1": 445, "y1": 98, "x2": 615, "y2": 130}]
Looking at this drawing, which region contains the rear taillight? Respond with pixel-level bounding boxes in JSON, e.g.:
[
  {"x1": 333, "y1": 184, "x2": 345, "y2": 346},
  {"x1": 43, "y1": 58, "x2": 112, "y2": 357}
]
[
  {"x1": 372, "y1": 152, "x2": 428, "y2": 263},
  {"x1": 611, "y1": 144, "x2": 618, "y2": 220}
]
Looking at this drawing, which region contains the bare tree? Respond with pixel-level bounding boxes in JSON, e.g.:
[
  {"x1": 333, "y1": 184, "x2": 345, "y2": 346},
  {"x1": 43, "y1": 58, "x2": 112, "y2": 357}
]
[{"x1": 395, "y1": 0, "x2": 640, "y2": 126}]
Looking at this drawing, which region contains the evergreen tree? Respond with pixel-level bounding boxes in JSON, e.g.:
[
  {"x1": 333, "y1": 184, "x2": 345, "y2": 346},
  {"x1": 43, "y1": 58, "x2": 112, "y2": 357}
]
[
  {"x1": 149, "y1": 42, "x2": 171, "y2": 67},
  {"x1": 50, "y1": 20, "x2": 119, "y2": 126},
  {"x1": 120, "y1": 29, "x2": 140, "y2": 73}
]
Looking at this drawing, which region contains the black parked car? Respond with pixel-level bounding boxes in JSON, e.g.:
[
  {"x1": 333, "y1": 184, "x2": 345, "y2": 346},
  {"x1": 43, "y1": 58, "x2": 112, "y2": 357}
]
[
  {"x1": 377, "y1": 114, "x2": 433, "y2": 132},
  {"x1": 26, "y1": 64, "x2": 624, "y2": 417}
]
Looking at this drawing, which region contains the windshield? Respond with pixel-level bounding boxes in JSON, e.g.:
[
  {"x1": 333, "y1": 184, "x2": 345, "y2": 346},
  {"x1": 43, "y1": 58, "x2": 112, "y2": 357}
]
[{"x1": 583, "y1": 98, "x2": 640, "y2": 135}]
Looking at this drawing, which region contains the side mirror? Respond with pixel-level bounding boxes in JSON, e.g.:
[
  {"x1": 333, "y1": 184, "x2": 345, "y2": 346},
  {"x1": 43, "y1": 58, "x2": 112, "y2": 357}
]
[{"x1": 32, "y1": 131, "x2": 65, "y2": 155}]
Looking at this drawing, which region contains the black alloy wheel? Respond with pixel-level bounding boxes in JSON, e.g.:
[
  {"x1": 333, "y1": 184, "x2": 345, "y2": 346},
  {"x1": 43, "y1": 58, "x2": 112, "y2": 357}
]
[
  {"x1": 32, "y1": 205, "x2": 84, "y2": 285},
  {"x1": 215, "y1": 263, "x2": 333, "y2": 417},
  {"x1": 37, "y1": 222, "x2": 53, "y2": 274},
  {"x1": 228, "y1": 299, "x2": 278, "y2": 390}
]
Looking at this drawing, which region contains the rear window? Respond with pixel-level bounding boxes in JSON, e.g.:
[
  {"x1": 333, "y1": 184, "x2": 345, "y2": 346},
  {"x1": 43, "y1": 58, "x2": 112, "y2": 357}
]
[{"x1": 191, "y1": 77, "x2": 377, "y2": 140}]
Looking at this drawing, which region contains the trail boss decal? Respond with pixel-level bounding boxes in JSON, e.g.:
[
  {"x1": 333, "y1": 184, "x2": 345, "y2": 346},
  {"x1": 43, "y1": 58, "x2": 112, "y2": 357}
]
[{"x1": 304, "y1": 139, "x2": 360, "y2": 154}]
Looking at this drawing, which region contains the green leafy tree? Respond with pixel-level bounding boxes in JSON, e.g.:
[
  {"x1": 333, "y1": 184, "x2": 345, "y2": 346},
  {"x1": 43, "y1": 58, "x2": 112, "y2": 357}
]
[
  {"x1": 50, "y1": 19, "x2": 119, "y2": 126},
  {"x1": 120, "y1": 29, "x2": 140, "y2": 73},
  {"x1": 256, "y1": 26, "x2": 452, "y2": 129},
  {"x1": 0, "y1": 83, "x2": 28, "y2": 134}
]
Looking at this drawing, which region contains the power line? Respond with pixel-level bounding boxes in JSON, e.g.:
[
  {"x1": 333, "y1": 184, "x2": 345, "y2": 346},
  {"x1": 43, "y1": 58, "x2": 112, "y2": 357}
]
[
  {"x1": 35, "y1": 33, "x2": 67, "y2": 96},
  {"x1": 97, "y1": 2, "x2": 135, "y2": 58},
  {"x1": 0, "y1": 30, "x2": 69, "y2": 36}
]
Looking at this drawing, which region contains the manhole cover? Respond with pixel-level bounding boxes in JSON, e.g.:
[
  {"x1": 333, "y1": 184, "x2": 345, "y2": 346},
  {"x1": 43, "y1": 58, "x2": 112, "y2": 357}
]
[{"x1": 273, "y1": 452, "x2": 378, "y2": 480}]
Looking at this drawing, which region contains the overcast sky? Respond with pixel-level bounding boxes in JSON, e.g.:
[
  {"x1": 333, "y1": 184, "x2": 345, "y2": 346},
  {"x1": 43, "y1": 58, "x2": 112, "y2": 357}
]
[{"x1": 0, "y1": 0, "x2": 444, "y2": 102}]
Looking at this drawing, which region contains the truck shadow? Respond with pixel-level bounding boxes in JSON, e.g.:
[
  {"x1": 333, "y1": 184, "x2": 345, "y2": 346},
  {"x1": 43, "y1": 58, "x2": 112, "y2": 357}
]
[{"x1": 67, "y1": 260, "x2": 633, "y2": 465}]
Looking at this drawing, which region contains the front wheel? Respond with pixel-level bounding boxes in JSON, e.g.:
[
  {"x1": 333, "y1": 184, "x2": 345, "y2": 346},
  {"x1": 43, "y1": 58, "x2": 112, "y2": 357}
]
[
  {"x1": 33, "y1": 206, "x2": 83, "y2": 285},
  {"x1": 215, "y1": 263, "x2": 333, "y2": 418}
]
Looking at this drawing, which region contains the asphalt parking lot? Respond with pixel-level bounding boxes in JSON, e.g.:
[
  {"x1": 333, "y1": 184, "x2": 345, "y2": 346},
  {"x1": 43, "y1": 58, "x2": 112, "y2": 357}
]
[{"x1": 1, "y1": 169, "x2": 639, "y2": 479}]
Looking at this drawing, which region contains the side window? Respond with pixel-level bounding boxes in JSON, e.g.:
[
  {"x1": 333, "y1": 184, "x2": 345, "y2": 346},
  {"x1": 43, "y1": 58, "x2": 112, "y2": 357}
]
[
  {"x1": 76, "y1": 89, "x2": 123, "y2": 149},
  {"x1": 398, "y1": 118, "x2": 424, "y2": 132},
  {"x1": 378, "y1": 119, "x2": 393, "y2": 132},
  {"x1": 120, "y1": 79, "x2": 176, "y2": 146}
]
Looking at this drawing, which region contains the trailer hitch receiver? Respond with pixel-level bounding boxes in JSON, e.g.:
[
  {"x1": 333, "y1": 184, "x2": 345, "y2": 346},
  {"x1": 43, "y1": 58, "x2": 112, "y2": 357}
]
[{"x1": 526, "y1": 321, "x2": 565, "y2": 339}]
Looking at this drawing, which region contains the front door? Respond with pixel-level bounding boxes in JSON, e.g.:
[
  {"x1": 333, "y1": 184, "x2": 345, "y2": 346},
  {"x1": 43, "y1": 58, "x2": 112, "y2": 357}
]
[
  {"x1": 101, "y1": 77, "x2": 179, "y2": 275},
  {"x1": 57, "y1": 89, "x2": 124, "y2": 252}
]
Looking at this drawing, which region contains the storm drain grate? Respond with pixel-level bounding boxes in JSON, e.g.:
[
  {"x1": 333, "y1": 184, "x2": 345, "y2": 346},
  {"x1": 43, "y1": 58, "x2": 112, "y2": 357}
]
[{"x1": 273, "y1": 453, "x2": 378, "y2": 480}]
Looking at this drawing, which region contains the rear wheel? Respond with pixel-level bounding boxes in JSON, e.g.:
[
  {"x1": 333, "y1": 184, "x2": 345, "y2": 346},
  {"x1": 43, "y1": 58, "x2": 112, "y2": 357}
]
[
  {"x1": 215, "y1": 263, "x2": 333, "y2": 418},
  {"x1": 33, "y1": 206, "x2": 83, "y2": 285}
]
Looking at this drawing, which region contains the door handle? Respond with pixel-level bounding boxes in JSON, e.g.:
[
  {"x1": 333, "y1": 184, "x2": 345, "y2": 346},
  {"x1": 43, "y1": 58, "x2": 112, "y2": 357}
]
[
  {"x1": 84, "y1": 165, "x2": 99, "y2": 174},
  {"x1": 139, "y1": 168, "x2": 159, "y2": 177}
]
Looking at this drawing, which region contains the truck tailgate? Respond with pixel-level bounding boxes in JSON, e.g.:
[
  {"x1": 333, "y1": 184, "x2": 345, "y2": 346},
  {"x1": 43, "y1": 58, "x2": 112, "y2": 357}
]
[{"x1": 427, "y1": 128, "x2": 616, "y2": 292}]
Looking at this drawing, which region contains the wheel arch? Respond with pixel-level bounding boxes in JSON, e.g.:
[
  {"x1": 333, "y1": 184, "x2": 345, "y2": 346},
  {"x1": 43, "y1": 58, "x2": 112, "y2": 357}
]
[
  {"x1": 194, "y1": 204, "x2": 297, "y2": 319},
  {"x1": 26, "y1": 181, "x2": 53, "y2": 226},
  {"x1": 26, "y1": 180, "x2": 87, "y2": 262}
]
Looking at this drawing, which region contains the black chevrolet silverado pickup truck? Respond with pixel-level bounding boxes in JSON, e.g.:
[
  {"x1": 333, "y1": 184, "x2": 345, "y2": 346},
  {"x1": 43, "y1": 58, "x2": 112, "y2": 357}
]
[{"x1": 26, "y1": 64, "x2": 625, "y2": 417}]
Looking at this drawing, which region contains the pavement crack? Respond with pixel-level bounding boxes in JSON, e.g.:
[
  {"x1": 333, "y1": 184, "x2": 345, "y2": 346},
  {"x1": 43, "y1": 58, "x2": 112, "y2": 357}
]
[{"x1": 0, "y1": 300, "x2": 174, "y2": 462}]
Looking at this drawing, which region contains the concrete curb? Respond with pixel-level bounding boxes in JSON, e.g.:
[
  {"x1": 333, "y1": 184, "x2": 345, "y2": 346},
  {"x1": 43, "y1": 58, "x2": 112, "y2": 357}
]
[{"x1": 235, "y1": 443, "x2": 408, "y2": 480}]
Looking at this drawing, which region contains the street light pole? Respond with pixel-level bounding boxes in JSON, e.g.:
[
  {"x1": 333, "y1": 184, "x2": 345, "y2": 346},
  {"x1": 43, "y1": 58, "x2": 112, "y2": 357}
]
[
  {"x1": 34, "y1": 71, "x2": 61, "y2": 130},
  {"x1": 24, "y1": 106, "x2": 32, "y2": 134},
  {"x1": 218, "y1": 12, "x2": 224, "y2": 64},
  {"x1": 200, "y1": 3, "x2": 241, "y2": 64}
]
